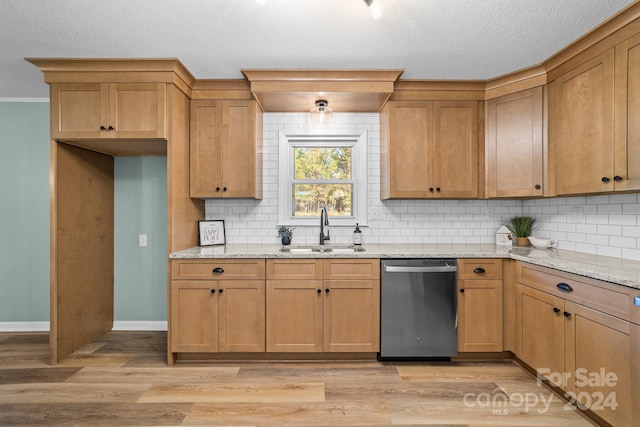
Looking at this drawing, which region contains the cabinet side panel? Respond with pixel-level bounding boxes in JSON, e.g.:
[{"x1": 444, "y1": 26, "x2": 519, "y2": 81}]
[{"x1": 53, "y1": 143, "x2": 114, "y2": 363}]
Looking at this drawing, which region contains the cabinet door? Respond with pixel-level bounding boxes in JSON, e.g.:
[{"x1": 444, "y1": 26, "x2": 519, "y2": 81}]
[
  {"x1": 170, "y1": 280, "x2": 218, "y2": 352},
  {"x1": 323, "y1": 280, "x2": 380, "y2": 352},
  {"x1": 190, "y1": 100, "x2": 223, "y2": 197},
  {"x1": 222, "y1": 100, "x2": 259, "y2": 198},
  {"x1": 515, "y1": 284, "x2": 564, "y2": 383},
  {"x1": 553, "y1": 49, "x2": 615, "y2": 195},
  {"x1": 433, "y1": 101, "x2": 479, "y2": 198},
  {"x1": 266, "y1": 280, "x2": 323, "y2": 352},
  {"x1": 218, "y1": 280, "x2": 265, "y2": 352},
  {"x1": 486, "y1": 87, "x2": 544, "y2": 198},
  {"x1": 383, "y1": 101, "x2": 433, "y2": 198},
  {"x1": 564, "y1": 302, "x2": 632, "y2": 427},
  {"x1": 108, "y1": 83, "x2": 166, "y2": 138},
  {"x1": 50, "y1": 83, "x2": 108, "y2": 139},
  {"x1": 458, "y1": 279, "x2": 503, "y2": 352},
  {"x1": 614, "y1": 33, "x2": 640, "y2": 192}
]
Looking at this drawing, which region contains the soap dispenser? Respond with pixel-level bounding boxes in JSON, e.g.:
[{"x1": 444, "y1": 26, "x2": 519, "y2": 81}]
[{"x1": 353, "y1": 223, "x2": 362, "y2": 245}]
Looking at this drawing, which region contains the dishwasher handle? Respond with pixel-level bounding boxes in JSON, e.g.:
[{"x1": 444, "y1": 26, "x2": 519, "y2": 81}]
[{"x1": 383, "y1": 264, "x2": 457, "y2": 273}]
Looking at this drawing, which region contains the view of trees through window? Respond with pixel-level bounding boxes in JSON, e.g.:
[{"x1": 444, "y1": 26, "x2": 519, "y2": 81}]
[{"x1": 292, "y1": 147, "x2": 353, "y2": 217}]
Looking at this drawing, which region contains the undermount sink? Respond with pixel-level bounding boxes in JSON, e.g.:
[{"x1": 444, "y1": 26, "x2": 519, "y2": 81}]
[{"x1": 280, "y1": 245, "x2": 365, "y2": 253}]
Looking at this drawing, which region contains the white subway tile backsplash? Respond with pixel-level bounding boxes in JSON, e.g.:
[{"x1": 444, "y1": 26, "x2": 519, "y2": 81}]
[{"x1": 202, "y1": 112, "x2": 640, "y2": 260}]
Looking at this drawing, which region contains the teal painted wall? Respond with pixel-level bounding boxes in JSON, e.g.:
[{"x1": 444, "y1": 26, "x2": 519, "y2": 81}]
[
  {"x1": 114, "y1": 157, "x2": 167, "y2": 321},
  {"x1": 0, "y1": 101, "x2": 168, "y2": 325},
  {"x1": 0, "y1": 101, "x2": 50, "y2": 322}
]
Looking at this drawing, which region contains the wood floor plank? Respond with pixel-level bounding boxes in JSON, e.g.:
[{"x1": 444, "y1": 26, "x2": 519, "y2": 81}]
[
  {"x1": 0, "y1": 367, "x2": 81, "y2": 384},
  {"x1": 397, "y1": 363, "x2": 532, "y2": 382},
  {"x1": 0, "y1": 383, "x2": 151, "y2": 403},
  {"x1": 236, "y1": 364, "x2": 401, "y2": 384},
  {"x1": 66, "y1": 366, "x2": 239, "y2": 383},
  {"x1": 138, "y1": 382, "x2": 325, "y2": 404},
  {"x1": 0, "y1": 402, "x2": 191, "y2": 426}
]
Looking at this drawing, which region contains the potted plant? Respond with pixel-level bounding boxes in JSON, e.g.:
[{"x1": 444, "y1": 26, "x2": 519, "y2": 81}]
[
  {"x1": 277, "y1": 226, "x2": 295, "y2": 245},
  {"x1": 505, "y1": 216, "x2": 538, "y2": 247}
]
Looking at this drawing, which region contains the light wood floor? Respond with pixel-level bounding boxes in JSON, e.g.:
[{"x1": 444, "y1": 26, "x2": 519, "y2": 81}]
[{"x1": 0, "y1": 331, "x2": 598, "y2": 426}]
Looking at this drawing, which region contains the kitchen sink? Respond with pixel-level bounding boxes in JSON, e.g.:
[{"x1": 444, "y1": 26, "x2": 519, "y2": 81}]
[{"x1": 280, "y1": 245, "x2": 365, "y2": 253}]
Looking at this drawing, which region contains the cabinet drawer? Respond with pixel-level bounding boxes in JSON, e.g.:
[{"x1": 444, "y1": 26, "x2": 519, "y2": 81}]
[
  {"x1": 323, "y1": 259, "x2": 380, "y2": 280},
  {"x1": 458, "y1": 259, "x2": 503, "y2": 280},
  {"x1": 172, "y1": 259, "x2": 265, "y2": 280},
  {"x1": 267, "y1": 259, "x2": 323, "y2": 280},
  {"x1": 516, "y1": 261, "x2": 630, "y2": 321}
]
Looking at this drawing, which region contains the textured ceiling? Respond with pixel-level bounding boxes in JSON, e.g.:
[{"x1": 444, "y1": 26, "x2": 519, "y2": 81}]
[{"x1": 0, "y1": 0, "x2": 636, "y2": 98}]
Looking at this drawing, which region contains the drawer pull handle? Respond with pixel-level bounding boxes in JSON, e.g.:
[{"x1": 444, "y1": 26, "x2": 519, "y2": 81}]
[
  {"x1": 563, "y1": 311, "x2": 571, "y2": 318},
  {"x1": 212, "y1": 267, "x2": 224, "y2": 274},
  {"x1": 556, "y1": 283, "x2": 573, "y2": 292},
  {"x1": 210, "y1": 289, "x2": 216, "y2": 294},
  {"x1": 553, "y1": 307, "x2": 560, "y2": 313},
  {"x1": 473, "y1": 268, "x2": 485, "y2": 274}
]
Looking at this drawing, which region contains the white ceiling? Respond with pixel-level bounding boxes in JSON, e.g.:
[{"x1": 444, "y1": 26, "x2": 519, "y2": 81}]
[{"x1": 1, "y1": 0, "x2": 636, "y2": 99}]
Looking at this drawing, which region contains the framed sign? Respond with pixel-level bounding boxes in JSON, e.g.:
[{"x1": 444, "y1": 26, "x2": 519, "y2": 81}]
[{"x1": 198, "y1": 220, "x2": 226, "y2": 246}]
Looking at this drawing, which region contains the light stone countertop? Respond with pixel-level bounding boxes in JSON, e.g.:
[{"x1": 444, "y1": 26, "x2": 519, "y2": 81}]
[{"x1": 170, "y1": 243, "x2": 640, "y2": 290}]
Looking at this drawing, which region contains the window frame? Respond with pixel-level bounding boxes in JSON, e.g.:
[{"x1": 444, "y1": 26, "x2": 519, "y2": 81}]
[{"x1": 278, "y1": 130, "x2": 368, "y2": 228}]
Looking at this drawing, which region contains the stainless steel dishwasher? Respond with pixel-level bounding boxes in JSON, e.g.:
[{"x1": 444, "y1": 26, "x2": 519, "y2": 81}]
[{"x1": 379, "y1": 259, "x2": 458, "y2": 360}]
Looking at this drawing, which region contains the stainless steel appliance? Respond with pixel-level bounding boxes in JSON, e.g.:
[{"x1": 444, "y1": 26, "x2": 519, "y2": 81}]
[{"x1": 380, "y1": 259, "x2": 458, "y2": 359}]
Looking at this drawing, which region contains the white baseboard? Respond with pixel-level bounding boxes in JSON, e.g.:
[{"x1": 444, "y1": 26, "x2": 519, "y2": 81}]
[
  {"x1": 0, "y1": 321, "x2": 167, "y2": 332},
  {"x1": 112, "y1": 321, "x2": 167, "y2": 331},
  {"x1": 0, "y1": 322, "x2": 50, "y2": 332}
]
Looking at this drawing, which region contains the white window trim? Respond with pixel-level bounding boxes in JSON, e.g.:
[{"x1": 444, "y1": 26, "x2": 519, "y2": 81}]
[{"x1": 278, "y1": 129, "x2": 368, "y2": 227}]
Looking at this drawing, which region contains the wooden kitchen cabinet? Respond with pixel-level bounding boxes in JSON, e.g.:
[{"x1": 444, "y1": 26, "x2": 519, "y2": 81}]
[
  {"x1": 265, "y1": 259, "x2": 380, "y2": 353},
  {"x1": 486, "y1": 87, "x2": 544, "y2": 198},
  {"x1": 190, "y1": 99, "x2": 262, "y2": 199},
  {"x1": 515, "y1": 262, "x2": 635, "y2": 426},
  {"x1": 552, "y1": 49, "x2": 615, "y2": 195},
  {"x1": 50, "y1": 82, "x2": 166, "y2": 139},
  {"x1": 170, "y1": 259, "x2": 266, "y2": 354},
  {"x1": 380, "y1": 100, "x2": 479, "y2": 199},
  {"x1": 457, "y1": 259, "x2": 503, "y2": 352}
]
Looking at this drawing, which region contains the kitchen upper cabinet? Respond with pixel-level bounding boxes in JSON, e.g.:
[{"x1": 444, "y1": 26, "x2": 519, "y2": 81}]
[
  {"x1": 486, "y1": 87, "x2": 544, "y2": 198},
  {"x1": 457, "y1": 259, "x2": 503, "y2": 352},
  {"x1": 50, "y1": 82, "x2": 166, "y2": 139},
  {"x1": 190, "y1": 99, "x2": 263, "y2": 199},
  {"x1": 614, "y1": 32, "x2": 640, "y2": 192},
  {"x1": 552, "y1": 49, "x2": 615, "y2": 195},
  {"x1": 381, "y1": 100, "x2": 479, "y2": 199}
]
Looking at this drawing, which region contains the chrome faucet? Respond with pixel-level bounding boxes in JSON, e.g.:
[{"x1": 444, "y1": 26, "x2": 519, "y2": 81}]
[{"x1": 319, "y1": 206, "x2": 330, "y2": 245}]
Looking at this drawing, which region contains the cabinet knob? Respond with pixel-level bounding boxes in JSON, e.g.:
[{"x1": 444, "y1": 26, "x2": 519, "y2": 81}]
[
  {"x1": 553, "y1": 307, "x2": 560, "y2": 313},
  {"x1": 210, "y1": 289, "x2": 216, "y2": 294},
  {"x1": 218, "y1": 289, "x2": 223, "y2": 294},
  {"x1": 563, "y1": 311, "x2": 571, "y2": 318},
  {"x1": 556, "y1": 283, "x2": 573, "y2": 292},
  {"x1": 601, "y1": 177, "x2": 611, "y2": 183},
  {"x1": 100, "y1": 125, "x2": 106, "y2": 131},
  {"x1": 317, "y1": 289, "x2": 322, "y2": 294},
  {"x1": 325, "y1": 288, "x2": 330, "y2": 293},
  {"x1": 212, "y1": 267, "x2": 224, "y2": 274},
  {"x1": 216, "y1": 187, "x2": 221, "y2": 192},
  {"x1": 429, "y1": 187, "x2": 434, "y2": 192},
  {"x1": 108, "y1": 125, "x2": 114, "y2": 131},
  {"x1": 223, "y1": 187, "x2": 227, "y2": 192},
  {"x1": 614, "y1": 175, "x2": 623, "y2": 182},
  {"x1": 460, "y1": 288, "x2": 465, "y2": 293},
  {"x1": 436, "y1": 187, "x2": 441, "y2": 192},
  {"x1": 535, "y1": 184, "x2": 541, "y2": 190},
  {"x1": 473, "y1": 267, "x2": 485, "y2": 274}
]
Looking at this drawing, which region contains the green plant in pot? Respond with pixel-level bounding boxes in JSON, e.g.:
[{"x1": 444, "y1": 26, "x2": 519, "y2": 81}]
[
  {"x1": 277, "y1": 226, "x2": 295, "y2": 245},
  {"x1": 505, "y1": 216, "x2": 538, "y2": 247}
]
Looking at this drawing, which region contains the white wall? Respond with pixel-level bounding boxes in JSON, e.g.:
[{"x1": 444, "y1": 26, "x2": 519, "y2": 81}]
[{"x1": 206, "y1": 113, "x2": 640, "y2": 261}]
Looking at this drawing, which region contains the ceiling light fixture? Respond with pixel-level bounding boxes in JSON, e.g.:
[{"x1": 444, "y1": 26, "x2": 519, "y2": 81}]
[
  {"x1": 309, "y1": 99, "x2": 333, "y2": 124},
  {"x1": 363, "y1": 0, "x2": 384, "y2": 20}
]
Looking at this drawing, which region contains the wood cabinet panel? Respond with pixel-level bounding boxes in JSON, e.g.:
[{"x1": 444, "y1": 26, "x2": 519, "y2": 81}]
[
  {"x1": 170, "y1": 281, "x2": 218, "y2": 353},
  {"x1": 189, "y1": 99, "x2": 262, "y2": 199},
  {"x1": 51, "y1": 83, "x2": 107, "y2": 139},
  {"x1": 457, "y1": 279, "x2": 503, "y2": 352},
  {"x1": 486, "y1": 87, "x2": 544, "y2": 197},
  {"x1": 218, "y1": 280, "x2": 265, "y2": 352},
  {"x1": 108, "y1": 83, "x2": 165, "y2": 138},
  {"x1": 323, "y1": 259, "x2": 379, "y2": 280},
  {"x1": 458, "y1": 258, "x2": 502, "y2": 280},
  {"x1": 553, "y1": 50, "x2": 615, "y2": 195},
  {"x1": 614, "y1": 32, "x2": 640, "y2": 192},
  {"x1": 323, "y1": 280, "x2": 380, "y2": 352},
  {"x1": 172, "y1": 259, "x2": 265, "y2": 280},
  {"x1": 266, "y1": 280, "x2": 323, "y2": 352},
  {"x1": 266, "y1": 259, "x2": 323, "y2": 280}
]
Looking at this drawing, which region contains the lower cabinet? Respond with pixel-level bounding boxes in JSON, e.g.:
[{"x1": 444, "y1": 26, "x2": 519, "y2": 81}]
[
  {"x1": 457, "y1": 259, "x2": 503, "y2": 352},
  {"x1": 515, "y1": 262, "x2": 634, "y2": 427},
  {"x1": 266, "y1": 258, "x2": 380, "y2": 353}
]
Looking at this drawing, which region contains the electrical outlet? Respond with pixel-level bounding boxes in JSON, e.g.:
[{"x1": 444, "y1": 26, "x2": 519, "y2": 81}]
[
  {"x1": 369, "y1": 207, "x2": 383, "y2": 220},
  {"x1": 568, "y1": 207, "x2": 583, "y2": 224},
  {"x1": 138, "y1": 234, "x2": 148, "y2": 247}
]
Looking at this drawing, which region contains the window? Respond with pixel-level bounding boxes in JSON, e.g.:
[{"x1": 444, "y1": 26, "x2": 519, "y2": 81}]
[{"x1": 278, "y1": 130, "x2": 367, "y2": 227}]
